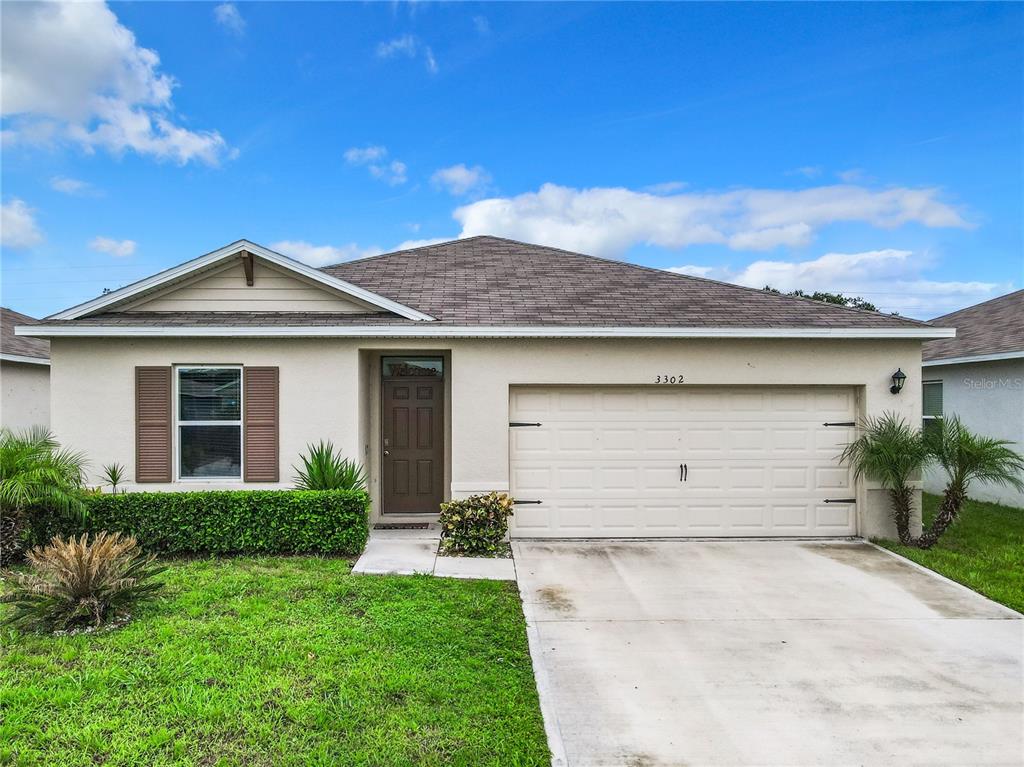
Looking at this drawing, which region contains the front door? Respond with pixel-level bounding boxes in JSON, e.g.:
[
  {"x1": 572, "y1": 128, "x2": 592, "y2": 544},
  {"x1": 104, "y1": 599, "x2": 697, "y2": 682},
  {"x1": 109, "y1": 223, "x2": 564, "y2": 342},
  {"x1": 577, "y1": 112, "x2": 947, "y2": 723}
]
[{"x1": 381, "y1": 357, "x2": 445, "y2": 514}]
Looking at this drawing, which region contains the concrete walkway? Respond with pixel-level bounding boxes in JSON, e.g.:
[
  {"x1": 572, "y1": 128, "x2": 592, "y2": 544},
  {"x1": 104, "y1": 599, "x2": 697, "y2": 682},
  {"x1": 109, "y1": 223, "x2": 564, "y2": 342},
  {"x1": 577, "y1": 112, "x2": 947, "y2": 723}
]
[
  {"x1": 514, "y1": 539, "x2": 1023, "y2": 767},
  {"x1": 352, "y1": 525, "x2": 515, "y2": 580}
]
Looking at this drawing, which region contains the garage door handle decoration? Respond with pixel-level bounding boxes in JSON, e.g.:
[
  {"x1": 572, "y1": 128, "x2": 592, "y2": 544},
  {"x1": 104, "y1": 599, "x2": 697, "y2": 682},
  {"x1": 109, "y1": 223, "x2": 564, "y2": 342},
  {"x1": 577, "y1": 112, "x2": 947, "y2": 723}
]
[{"x1": 680, "y1": 463, "x2": 688, "y2": 482}]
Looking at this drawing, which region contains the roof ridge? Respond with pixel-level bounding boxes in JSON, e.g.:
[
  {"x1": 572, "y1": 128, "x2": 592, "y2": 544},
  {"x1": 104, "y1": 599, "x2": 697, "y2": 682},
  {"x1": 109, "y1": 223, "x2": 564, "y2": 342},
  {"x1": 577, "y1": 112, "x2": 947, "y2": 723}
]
[
  {"x1": 929, "y1": 288, "x2": 1023, "y2": 323},
  {"x1": 325, "y1": 234, "x2": 934, "y2": 328}
]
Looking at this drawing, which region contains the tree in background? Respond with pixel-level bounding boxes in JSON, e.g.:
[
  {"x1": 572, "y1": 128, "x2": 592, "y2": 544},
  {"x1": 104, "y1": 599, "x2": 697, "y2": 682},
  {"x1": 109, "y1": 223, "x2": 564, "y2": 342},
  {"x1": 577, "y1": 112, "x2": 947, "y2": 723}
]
[{"x1": 763, "y1": 286, "x2": 880, "y2": 312}]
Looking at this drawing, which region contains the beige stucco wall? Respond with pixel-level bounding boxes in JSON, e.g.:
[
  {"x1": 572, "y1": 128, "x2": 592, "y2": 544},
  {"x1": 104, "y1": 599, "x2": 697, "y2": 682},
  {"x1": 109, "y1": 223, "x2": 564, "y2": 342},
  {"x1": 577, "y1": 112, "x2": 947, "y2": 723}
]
[
  {"x1": 1, "y1": 359, "x2": 51, "y2": 431},
  {"x1": 121, "y1": 260, "x2": 377, "y2": 313},
  {"x1": 49, "y1": 336, "x2": 924, "y2": 538}
]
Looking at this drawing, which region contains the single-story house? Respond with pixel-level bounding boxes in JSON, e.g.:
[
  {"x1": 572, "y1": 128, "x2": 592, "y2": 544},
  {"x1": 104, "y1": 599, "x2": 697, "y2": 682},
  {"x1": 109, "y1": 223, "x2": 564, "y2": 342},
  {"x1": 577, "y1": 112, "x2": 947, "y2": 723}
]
[
  {"x1": 18, "y1": 236, "x2": 953, "y2": 538},
  {"x1": 922, "y1": 290, "x2": 1024, "y2": 507},
  {"x1": 1, "y1": 307, "x2": 50, "y2": 431}
]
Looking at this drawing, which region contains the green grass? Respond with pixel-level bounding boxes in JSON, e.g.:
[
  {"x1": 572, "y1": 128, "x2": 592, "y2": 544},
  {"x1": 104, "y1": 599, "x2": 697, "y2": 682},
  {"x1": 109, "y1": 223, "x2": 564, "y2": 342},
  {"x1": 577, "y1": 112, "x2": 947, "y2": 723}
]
[
  {"x1": 875, "y1": 492, "x2": 1024, "y2": 613},
  {"x1": 0, "y1": 557, "x2": 549, "y2": 767}
]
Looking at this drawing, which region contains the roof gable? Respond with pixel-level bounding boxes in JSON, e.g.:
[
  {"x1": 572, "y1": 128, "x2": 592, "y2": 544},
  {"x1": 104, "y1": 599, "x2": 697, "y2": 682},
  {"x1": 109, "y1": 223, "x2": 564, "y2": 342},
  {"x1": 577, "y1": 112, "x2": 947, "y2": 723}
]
[{"x1": 49, "y1": 240, "x2": 434, "y2": 322}]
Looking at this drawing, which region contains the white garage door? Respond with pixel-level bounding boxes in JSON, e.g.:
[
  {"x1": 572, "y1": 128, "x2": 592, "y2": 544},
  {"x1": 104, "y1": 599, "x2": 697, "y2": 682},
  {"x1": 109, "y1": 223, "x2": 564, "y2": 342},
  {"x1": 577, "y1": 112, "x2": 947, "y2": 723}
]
[{"x1": 509, "y1": 386, "x2": 857, "y2": 538}]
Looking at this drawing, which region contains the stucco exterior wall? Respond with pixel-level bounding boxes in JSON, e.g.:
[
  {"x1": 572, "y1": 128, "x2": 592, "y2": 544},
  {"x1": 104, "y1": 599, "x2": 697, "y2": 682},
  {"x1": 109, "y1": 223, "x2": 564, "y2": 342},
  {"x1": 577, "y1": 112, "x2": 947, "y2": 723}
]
[
  {"x1": 923, "y1": 358, "x2": 1024, "y2": 507},
  {"x1": 49, "y1": 336, "x2": 924, "y2": 538},
  {"x1": 1, "y1": 360, "x2": 50, "y2": 431}
]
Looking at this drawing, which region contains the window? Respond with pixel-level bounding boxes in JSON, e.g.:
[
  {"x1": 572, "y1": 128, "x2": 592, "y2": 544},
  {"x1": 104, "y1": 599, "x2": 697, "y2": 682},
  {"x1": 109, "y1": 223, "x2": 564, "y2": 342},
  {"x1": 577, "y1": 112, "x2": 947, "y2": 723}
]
[
  {"x1": 923, "y1": 380, "x2": 943, "y2": 435},
  {"x1": 382, "y1": 356, "x2": 443, "y2": 378},
  {"x1": 177, "y1": 367, "x2": 241, "y2": 478}
]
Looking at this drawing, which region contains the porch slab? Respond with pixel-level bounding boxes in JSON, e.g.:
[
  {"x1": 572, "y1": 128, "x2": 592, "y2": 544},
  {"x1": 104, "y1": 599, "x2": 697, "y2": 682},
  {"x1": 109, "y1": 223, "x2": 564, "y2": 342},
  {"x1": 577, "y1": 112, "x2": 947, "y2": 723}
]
[
  {"x1": 351, "y1": 537, "x2": 438, "y2": 575},
  {"x1": 434, "y1": 555, "x2": 516, "y2": 581}
]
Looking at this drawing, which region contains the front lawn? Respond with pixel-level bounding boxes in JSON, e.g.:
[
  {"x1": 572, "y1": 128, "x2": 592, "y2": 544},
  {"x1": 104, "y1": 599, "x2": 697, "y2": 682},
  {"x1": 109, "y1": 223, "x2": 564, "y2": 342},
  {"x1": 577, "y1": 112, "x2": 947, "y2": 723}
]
[
  {"x1": 0, "y1": 557, "x2": 549, "y2": 767},
  {"x1": 876, "y1": 492, "x2": 1024, "y2": 613}
]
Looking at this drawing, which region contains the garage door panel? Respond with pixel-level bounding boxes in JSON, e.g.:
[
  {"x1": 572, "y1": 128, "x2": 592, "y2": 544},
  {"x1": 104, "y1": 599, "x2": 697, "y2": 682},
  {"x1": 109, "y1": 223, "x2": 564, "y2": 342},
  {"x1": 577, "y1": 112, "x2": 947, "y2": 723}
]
[{"x1": 510, "y1": 386, "x2": 856, "y2": 537}]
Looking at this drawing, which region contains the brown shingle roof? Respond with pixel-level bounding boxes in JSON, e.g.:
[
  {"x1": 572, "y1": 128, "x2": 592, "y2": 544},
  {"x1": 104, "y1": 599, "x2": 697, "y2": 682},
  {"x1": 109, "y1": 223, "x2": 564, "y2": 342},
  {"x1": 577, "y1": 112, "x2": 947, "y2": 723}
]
[
  {"x1": 923, "y1": 290, "x2": 1024, "y2": 362},
  {"x1": 1, "y1": 308, "x2": 49, "y2": 360},
  {"x1": 323, "y1": 236, "x2": 934, "y2": 329}
]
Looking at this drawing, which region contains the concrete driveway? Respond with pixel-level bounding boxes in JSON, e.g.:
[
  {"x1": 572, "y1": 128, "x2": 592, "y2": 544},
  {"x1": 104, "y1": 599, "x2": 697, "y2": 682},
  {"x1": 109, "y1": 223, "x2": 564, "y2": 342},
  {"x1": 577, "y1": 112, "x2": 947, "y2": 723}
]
[{"x1": 513, "y1": 540, "x2": 1022, "y2": 767}]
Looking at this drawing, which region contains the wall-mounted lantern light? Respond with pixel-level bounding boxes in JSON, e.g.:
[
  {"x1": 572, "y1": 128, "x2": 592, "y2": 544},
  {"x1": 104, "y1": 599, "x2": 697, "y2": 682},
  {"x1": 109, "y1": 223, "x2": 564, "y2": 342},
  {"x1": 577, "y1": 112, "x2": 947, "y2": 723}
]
[{"x1": 890, "y1": 368, "x2": 907, "y2": 395}]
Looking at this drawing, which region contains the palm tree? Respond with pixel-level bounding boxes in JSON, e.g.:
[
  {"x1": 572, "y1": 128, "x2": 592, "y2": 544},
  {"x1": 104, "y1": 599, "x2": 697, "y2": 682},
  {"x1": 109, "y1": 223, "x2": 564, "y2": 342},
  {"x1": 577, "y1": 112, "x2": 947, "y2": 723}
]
[
  {"x1": 0, "y1": 427, "x2": 88, "y2": 565},
  {"x1": 840, "y1": 413, "x2": 931, "y2": 545},
  {"x1": 919, "y1": 417, "x2": 1024, "y2": 549}
]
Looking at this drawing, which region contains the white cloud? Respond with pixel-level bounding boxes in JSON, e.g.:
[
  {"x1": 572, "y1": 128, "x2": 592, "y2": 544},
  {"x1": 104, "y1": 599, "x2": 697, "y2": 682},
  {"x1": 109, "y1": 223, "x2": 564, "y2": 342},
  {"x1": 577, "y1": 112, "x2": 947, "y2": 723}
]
[
  {"x1": 89, "y1": 236, "x2": 136, "y2": 257},
  {"x1": 643, "y1": 181, "x2": 688, "y2": 195},
  {"x1": 1, "y1": 2, "x2": 230, "y2": 165},
  {"x1": 0, "y1": 199, "x2": 43, "y2": 248},
  {"x1": 395, "y1": 237, "x2": 451, "y2": 251},
  {"x1": 213, "y1": 3, "x2": 246, "y2": 35},
  {"x1": 270, "y1": 240, "x2": 381, "y2": 267},
  {"x1": 788, "y1": 166, "x2": 823, "y2": 179},
  {"x1": 375, "y1": 34, "x2": 437, "y2": 73},
  {"x1": 838, "y1": 168, "x2": 868, "y2": 183},
  {"x1": 453, "y1": 182, "x2": 970, "y2": 258},
  {"x1": 376, "y1": 35, "x2": 417, "y2": 59},
  {"x1": 665, "y1": 249, "x2": 1006, "y2": 317},
  {"x1": 431, "y1": 163, "x2": 492, "y2": 196},
  {"x1": 50, "y1": 176, "x2": 98, "y2": 196},
  {"x1": 344, "y1": 145, "x2": 407, "y2": 185}
]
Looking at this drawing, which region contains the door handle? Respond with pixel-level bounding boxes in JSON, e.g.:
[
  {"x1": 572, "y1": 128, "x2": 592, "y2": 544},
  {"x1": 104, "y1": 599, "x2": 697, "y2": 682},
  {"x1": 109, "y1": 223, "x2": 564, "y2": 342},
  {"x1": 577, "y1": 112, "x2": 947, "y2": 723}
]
[
  {"x1": 680, "y1": 463, "x2": 687, "y2": 482},
  {"x1": 383, "y1": 450, "x2": 390, "y2": 456}
]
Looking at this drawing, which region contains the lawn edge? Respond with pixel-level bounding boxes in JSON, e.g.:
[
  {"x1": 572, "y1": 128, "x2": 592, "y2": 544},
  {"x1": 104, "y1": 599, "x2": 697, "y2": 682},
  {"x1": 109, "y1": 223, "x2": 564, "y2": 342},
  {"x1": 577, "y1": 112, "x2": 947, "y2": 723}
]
[{"x1": 866, "y1": 540, "x2": 1023, "y2": 618}]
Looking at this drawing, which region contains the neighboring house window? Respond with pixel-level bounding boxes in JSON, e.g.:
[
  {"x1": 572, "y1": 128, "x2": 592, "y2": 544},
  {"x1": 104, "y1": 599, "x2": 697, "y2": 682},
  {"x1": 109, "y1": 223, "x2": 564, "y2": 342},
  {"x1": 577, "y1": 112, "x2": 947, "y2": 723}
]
[
  {"x1": 177, "y1": 367, "x2": 242, "y2": 478},
  {"x1": 923, "y1": 380, "x2": 943, "y2": 435}
]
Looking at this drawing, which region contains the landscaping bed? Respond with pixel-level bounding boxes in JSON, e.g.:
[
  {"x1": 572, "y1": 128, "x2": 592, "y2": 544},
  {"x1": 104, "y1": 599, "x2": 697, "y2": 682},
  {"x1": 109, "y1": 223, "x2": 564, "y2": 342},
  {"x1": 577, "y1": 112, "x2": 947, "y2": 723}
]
[
  {"x1": 876, "y1": 492, "x2": 1024, "y2": 613},
  {"x1": 0, "y1": 556, "x2": 550, "y2": 767}
]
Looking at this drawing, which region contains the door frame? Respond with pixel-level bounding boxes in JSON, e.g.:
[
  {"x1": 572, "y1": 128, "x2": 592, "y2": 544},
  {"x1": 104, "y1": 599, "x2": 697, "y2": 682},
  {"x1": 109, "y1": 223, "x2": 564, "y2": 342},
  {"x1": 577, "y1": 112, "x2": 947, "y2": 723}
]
[{"x1": 367, "y1": 349, "x2": 452, "y2": 519}]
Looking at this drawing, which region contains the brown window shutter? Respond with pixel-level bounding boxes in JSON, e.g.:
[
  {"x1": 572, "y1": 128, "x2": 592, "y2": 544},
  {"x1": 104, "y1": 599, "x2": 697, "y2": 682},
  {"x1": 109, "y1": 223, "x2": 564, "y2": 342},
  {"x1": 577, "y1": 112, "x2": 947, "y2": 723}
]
[
  {"x1": 244, "y1": 366, "x2": 279, "y2": 482},
  {"x1": 135, "y1": 366, "x2": 172, "y2": 483}
]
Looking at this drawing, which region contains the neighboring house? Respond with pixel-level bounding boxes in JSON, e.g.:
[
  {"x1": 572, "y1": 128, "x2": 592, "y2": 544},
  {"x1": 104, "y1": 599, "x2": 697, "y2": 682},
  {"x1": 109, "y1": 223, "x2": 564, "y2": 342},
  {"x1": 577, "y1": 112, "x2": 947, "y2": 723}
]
[
  {"x1": 922, "y1": 290, "x2": 1024, "y2": 507},
  {"x1": 17, "y1": 237, "x2": 953, "y2": 539},
  {"x1": 1, "y1": 307, "x2": 51, "y2": 431}
]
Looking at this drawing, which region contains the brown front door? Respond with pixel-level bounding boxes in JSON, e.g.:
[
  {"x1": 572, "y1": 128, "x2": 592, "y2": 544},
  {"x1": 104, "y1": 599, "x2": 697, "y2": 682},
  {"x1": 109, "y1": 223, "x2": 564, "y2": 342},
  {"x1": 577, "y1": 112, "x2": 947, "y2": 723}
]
[{"x1": 381, "y1": 360, "x2": 444, "y2": 514}]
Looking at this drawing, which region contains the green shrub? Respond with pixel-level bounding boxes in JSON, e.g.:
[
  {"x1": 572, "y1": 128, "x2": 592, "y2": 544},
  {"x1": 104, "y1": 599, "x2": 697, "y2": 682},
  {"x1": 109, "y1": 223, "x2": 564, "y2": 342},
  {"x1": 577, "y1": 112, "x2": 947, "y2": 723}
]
[
  {"x1": 293, "y1": 440, "x2": 366, "y2": 491},
  {"x1": 30, "y1": 490, "x2": 369, "y2": 556},
  {"x1": 2, "y1": 532, "x2": 164, "y2": 634},
  {"x1": 438, "y1": 492, "x2": 514, "y2": 556}
]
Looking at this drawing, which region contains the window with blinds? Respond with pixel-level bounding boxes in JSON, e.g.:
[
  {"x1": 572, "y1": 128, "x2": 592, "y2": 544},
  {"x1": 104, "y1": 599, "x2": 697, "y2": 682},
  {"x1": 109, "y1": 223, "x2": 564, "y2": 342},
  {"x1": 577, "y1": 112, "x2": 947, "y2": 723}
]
[{"x1": 923, "y1": 380, "x2": 943, "y2": 435}]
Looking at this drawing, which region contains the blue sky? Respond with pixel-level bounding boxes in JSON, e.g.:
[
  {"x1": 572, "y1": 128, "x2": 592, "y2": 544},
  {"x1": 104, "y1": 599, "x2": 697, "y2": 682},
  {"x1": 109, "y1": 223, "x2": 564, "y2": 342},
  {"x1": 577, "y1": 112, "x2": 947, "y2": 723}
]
[{"x1": 2, "y1": 1, "x2": 1021, "y2": 319}]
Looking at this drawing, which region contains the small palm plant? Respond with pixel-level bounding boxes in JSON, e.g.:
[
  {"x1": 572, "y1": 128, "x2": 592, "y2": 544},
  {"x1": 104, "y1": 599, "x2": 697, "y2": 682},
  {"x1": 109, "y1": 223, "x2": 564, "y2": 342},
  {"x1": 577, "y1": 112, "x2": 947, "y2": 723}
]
[
  {"x1": 0, "y1": 427, "x2": 87, "y2": 565},
  {"x1": 918, "y1": 417, "x2": 1024, "y2": 549},
  {"x1": 101, "y1": 462, "x2": 127, "y2": 494},
  {"x1": 293, "y1": 440, "x2": 366, "y2": 491},
  {"x1": 1, "y1": 532, "x2": 165, "y2": 633},
  {"x1": 840, "y1": 414, "x2": 931, "y2": 545}
]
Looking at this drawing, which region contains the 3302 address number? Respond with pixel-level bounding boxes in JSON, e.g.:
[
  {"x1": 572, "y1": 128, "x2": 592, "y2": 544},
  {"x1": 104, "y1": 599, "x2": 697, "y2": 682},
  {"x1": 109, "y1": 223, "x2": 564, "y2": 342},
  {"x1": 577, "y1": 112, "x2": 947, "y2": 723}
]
[{"x1": 654, "y1": 374, "x2": 685, "y2": 384}]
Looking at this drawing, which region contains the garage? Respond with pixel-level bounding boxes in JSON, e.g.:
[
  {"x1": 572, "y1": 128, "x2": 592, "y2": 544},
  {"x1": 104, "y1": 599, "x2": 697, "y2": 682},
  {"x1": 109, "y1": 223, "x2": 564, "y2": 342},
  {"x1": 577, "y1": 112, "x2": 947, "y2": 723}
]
[{"x1": 509, "y1": 385, "x2": 858, "y2": 538}]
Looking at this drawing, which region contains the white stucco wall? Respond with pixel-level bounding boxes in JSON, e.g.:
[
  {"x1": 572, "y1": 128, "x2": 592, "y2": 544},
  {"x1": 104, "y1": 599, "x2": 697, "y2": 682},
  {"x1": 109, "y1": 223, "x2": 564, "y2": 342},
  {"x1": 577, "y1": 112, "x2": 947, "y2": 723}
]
[
  {"x1": 1, "y1": 360, "x2": 50, "y2": 431},
  {"x1": 49, "y1": 336, "x2": 925, "y2": 538},
  {"x1": 923, "y1": 358, "x2": 1024, "y2": 508}
]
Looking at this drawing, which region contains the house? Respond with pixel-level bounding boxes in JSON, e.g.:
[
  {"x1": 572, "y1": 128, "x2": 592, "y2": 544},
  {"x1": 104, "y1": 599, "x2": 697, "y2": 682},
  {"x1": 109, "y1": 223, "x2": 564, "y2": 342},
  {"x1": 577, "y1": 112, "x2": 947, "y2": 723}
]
[
  {"x1": 17, "y1": 236, "x2": 953, "y2": 538},
  {"x1": 922, "y1": 290, "x2": 1024, "y2": 507},
  {"x1": 1, "y1": 308, "x2": 50, "y2": 431}
]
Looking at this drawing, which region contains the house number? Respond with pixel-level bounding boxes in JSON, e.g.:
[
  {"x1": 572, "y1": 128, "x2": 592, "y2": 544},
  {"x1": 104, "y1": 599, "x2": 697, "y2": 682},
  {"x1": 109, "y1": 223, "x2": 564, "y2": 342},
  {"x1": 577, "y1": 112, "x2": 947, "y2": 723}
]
[{"x1": 654, "y1": 374, "x2": 685, "y2": 383}]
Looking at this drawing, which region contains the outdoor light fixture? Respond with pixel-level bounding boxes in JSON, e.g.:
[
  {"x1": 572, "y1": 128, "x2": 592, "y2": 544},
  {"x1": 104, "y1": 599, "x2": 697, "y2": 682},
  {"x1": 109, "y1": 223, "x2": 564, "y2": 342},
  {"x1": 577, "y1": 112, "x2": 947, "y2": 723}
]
[{"x1": 890, "y1": 368, "x2": 907, "y2": 395}]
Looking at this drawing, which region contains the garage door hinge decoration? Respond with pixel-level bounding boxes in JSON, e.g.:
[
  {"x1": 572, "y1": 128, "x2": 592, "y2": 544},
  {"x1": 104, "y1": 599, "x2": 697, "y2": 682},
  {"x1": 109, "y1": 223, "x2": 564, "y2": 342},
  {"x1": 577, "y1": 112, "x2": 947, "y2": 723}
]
[
  {"x1": 509, "y1": 422, "x2": 543, "y2": 427},
  {"x1": 823, "y1": 421, "x2": 856, "y2": 427},
  {"x1": 823, "y1": 498, "x2": 857, "y2": 504},
  {"x1": 513, "y1": 499, "x2": 543, "y2": 504}
]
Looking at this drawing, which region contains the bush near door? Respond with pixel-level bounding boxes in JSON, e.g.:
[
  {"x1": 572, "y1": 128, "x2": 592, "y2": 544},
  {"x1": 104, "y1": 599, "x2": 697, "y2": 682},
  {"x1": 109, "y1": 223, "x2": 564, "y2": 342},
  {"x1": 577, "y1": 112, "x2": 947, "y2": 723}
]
[
  {"x1": 30, "y1": 490, "x2": 369, "y2": 556},
  {"x1": 438, "y1": 492, "x2": 514, "y2": 556}
]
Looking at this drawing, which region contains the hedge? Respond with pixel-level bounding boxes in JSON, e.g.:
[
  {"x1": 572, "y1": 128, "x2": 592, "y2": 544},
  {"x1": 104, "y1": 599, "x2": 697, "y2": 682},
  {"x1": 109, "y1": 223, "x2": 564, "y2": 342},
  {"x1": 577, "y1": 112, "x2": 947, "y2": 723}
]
[
  {"x1": 438, "y1": 491, "x2": 514, "y2": 556},
  {"x1": 30, "y1": 490, "x2": 369, "y2": 556}
]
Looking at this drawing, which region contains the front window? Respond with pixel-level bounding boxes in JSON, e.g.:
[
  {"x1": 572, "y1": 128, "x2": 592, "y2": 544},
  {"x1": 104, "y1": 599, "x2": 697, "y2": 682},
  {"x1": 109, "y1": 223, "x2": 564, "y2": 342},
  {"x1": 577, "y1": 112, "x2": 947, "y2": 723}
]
[
  {"x1": 177, "y1": 367, "x2": 241, "y2": 478},
  {"x1": 922, "y1": 380, "x2": 943, "y2": 436}
]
